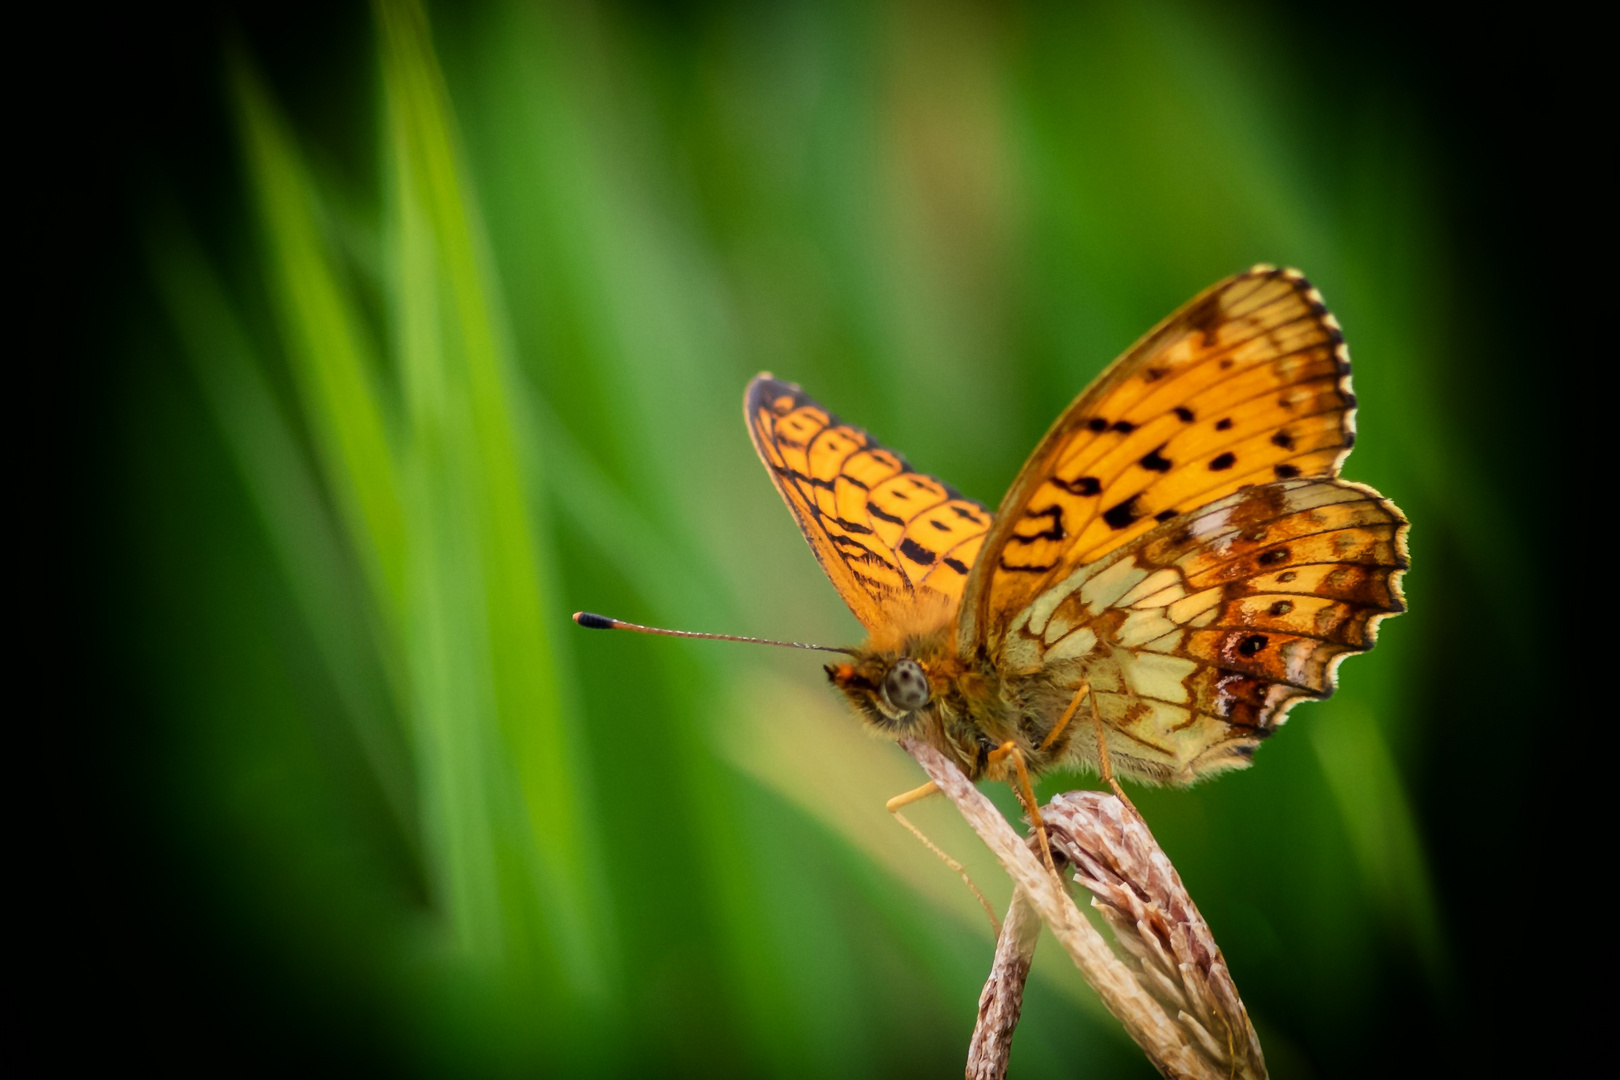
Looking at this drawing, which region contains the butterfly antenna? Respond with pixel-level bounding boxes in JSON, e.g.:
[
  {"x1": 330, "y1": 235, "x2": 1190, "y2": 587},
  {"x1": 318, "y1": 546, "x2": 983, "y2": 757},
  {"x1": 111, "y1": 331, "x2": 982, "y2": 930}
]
[{"x1": 573, "y1": 612, "x2": 855, "y2": 654}]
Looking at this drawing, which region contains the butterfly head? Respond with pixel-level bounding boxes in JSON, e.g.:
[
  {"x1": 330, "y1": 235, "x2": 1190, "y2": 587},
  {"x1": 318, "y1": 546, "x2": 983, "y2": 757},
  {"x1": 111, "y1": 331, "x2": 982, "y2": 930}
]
[{"x1": 826, "y1": 654, "x2": 934, "y2": 732}]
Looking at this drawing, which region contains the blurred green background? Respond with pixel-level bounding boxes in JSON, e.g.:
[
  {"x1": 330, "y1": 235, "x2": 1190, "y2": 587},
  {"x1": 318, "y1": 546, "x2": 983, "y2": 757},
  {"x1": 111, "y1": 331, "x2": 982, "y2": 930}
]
[{"x1": 55, "y1": 0, "x2": 1562, "y2": 1076}]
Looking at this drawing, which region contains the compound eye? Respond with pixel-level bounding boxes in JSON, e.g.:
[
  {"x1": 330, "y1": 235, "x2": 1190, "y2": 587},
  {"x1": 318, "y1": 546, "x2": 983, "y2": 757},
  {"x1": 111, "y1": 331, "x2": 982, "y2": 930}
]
[{"x1": 882, "y1": 659, "x2": 931, "y2": 712}]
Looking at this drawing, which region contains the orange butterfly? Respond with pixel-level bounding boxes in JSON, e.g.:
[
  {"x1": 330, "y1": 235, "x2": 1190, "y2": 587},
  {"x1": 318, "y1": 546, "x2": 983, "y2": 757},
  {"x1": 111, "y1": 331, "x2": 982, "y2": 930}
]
[
  {"x1": 579, "y1": 266, "x2": 1407, "y2": 819},
  {"x1": 738, "y1": 266, "x2": 1408, "y2": 795}
]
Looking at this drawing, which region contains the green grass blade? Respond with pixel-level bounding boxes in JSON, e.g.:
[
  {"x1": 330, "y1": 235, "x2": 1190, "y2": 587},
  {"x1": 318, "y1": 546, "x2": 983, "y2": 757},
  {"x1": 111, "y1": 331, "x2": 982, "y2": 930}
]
[
  {"x1": 1310, "y1": 704, "x2": 1447, "y2": 989},
  {"x1": 147, "y1": 210, "x2": 416, "y2": 849},
  {"x1": 378, "y1": 0, "x2": 606, "y2": 996},
  {"x1": 232, "y1": 54, "x2": 408, "y2": 635}
]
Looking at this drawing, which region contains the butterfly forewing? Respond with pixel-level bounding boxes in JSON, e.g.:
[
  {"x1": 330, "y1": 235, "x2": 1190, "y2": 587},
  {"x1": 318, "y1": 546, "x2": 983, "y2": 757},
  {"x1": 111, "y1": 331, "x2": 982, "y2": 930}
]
[
  {"x1": 745, "y1": 376, "x2": 993, "y2": 631},
  {"x1": 960, "y1": 266, "x2": 1358, "y2": 659}
]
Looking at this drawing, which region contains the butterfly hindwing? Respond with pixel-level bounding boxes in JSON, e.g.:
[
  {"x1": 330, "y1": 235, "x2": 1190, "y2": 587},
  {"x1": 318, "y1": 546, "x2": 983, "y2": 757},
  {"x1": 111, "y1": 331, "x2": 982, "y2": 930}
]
[
  {"x1": 1013, "y1": 478, "x2": 1408, "y2": 783},
  {"x1": 745, "y1": 376, "x2": 993, "y2": 631},
  {"x1": 959, "y1": 266, "x2": 1358, "y2": 660}
]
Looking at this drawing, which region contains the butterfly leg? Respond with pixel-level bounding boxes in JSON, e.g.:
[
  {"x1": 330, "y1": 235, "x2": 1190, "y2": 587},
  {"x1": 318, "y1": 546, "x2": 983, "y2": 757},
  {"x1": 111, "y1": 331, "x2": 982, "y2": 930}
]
[
  {"x1": 1087, "y1": 685, "x2": 1140, "y2": 816},
  {"x1": 885, "y1": 780, "x2": 938, "y2": 812},
  {"x1": 1038, "y1": 681, "x2": 1090, "y2": 753},
  {"x1": 987, "y1": 742, "x2": 1059, "y2": 880},
  {"x1": 886, "y1": 783, "x2": 1001, "y2": 934}
]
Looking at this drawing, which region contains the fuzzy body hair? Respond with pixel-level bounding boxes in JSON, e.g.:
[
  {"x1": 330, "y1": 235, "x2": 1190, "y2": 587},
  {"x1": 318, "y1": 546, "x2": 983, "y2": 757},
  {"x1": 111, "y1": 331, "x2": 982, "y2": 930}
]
[{"x1": 825, "y1": 602, "x2": 1092, "y2": 785}]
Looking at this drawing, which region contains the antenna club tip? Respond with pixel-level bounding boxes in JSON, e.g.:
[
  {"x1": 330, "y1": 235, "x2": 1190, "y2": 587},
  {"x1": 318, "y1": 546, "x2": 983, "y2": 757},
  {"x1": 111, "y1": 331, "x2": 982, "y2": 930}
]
[{"x1": 574, "y1": 612, "x2": 616, "y2": 630}]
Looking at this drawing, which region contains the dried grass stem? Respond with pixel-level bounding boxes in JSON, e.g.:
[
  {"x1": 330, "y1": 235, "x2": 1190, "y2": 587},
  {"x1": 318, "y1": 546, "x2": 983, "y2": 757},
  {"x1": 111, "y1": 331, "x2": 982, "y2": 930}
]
[
  {"x1": 965, "y1": 888, "x2": 1041, "y2": 1080},
  {"x1": 901, "y1": 738, "x2": 1260, "y2": 1080},
  {"x1": 1045, "y1": 791, "x2": 1266, "y2": 1078}
]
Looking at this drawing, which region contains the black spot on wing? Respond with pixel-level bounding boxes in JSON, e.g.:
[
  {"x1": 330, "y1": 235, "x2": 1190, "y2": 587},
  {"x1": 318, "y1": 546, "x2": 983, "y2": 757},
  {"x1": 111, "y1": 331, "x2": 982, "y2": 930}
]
[
  {"x1": 1054, "y1": 476, "x2": 1101, "y2": 496},
  {"x1": 830, "y1": 535, "x2": 874, "y2": 558},
  {"x1": 867, "y1": 502, "x2": 905, "y2": 526},
  {"x1": 1154, "y1": 509, "x2": 1178, "y2": 523},
  {"x1": 1139, "y1": 446, "x2": 1172, "y2": 472},
  {"x1": 1209, "y1": 452, "x2": 1236, "y2": 471},
  {"x1": 1271, "y1": 430, "x2": 1295, "y2": 449},
  {"x1": 1273, "y1": 463, "x2": 1301, "y2": 479},
  {"x1": 1102, "y1": 496, "x2": 1141, "y2": 530},
  {"x1": 1111, "y1": 420, "x2": 1136, "y2": 434},
  {"x1": 1258, "y1": 547, "x2": 1290, "y2": 566},
  {"x1": 775, "y1": 465, "x2": 835, "y2": 491},
  {"x1": 898, "y1": 537, "x2": 936, "y2": 565},
  {"x1": 1238, "y1": 634, "x2": 1269, "y2": 657},
  {"x1": 1215, "y1": 418, "x2": 1233, "y2": 431},
  {"x1": 1174, "y1": 406, "x2": 1195, "y2": 422},
  {"x1": 943, "y1": 557, "x2": 970, "y2": 574},
  {"x1": 1008, "y1": 505, "x2": 1065, "y2": 544},
  {"x1": 1086, "y1": 417, "x2": 1110, "y2": 432}
]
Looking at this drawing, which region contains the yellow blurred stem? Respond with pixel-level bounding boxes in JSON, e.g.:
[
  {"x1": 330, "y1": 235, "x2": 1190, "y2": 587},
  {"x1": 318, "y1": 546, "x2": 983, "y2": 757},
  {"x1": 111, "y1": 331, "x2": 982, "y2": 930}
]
[{"x1": 886, "y1": 781, "x2": 1000, "y2": 934}]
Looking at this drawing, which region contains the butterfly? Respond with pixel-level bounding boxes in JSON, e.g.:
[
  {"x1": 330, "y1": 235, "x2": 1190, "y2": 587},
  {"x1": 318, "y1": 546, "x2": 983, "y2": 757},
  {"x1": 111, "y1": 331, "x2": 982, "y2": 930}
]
[{"x1": 741, "y1": 266, "x2": 1408, "y2": 790}]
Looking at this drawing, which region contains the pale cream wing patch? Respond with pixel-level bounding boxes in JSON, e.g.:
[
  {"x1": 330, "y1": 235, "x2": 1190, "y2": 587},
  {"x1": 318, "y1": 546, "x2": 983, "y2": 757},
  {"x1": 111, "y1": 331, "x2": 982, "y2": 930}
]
[{"x1": 1009, "y1": 478, "x2": 1408, "y2": 785}]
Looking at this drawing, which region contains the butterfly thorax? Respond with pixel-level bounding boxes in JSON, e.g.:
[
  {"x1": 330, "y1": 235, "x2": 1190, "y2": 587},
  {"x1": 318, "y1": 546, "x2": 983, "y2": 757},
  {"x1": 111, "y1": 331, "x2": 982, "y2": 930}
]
[{"x1": 826, "y1": 617, "x2": 1081, "y2": 783}]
